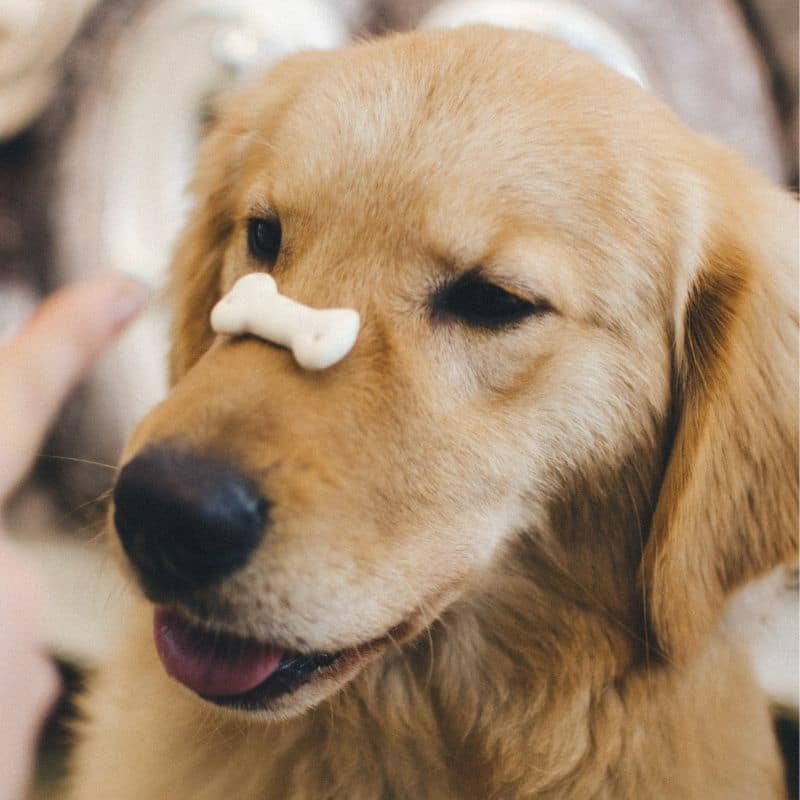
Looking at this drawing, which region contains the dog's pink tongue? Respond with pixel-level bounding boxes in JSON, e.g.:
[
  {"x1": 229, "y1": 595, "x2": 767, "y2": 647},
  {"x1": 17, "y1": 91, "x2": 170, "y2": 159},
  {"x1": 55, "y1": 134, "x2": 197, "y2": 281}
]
[{"x1": 153, "y1": 608, "x2": 283, "y2": 697}]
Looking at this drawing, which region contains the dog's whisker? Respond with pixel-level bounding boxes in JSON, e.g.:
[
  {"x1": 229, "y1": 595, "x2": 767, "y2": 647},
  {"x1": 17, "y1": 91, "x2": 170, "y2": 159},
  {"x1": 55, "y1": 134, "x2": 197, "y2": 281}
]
[
  {"x1": 37, "y1": 453, "x2": 119, "y2": 471},
  {"x1": 57, "y1": 487, "x2": 114, "y2": 526},
  {"x1": 388, "y1": 573, "x2": 441, "y2": 691},
  {"x1": 68, "y1": 518, "x2": 109, "y2": 540},
  {"x1": 383, "y1": 628, "x2": 415, "y2": 692},
  {"x1": 87, "y1": 526, "x2": 109, "y2": 545}
]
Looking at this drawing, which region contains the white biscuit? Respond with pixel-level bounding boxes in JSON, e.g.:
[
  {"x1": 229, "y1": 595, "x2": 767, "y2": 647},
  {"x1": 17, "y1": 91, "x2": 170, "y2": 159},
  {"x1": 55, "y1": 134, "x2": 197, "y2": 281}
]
[{"x1": 210, "y1": 273, "x2": 360, "y2": 370}]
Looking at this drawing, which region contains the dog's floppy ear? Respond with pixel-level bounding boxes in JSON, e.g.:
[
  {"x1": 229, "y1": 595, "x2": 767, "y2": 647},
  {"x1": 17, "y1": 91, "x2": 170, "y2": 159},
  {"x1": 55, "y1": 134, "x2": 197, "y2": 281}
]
[
  {"x1": 167, "y1": 87, "x2": 261, "y2": 383},
  {"x1": 642, "y1": 160, "x2": 798, "y2": 660}
]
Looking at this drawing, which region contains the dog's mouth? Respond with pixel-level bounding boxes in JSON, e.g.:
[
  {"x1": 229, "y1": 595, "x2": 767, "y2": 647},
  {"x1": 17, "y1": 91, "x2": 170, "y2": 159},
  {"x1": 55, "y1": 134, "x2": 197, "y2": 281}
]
[
  {"x1": 154, "y1": 585, "x2": 459, "y2": 712},
  {"x1": 153, "y1": 607, "x2": 390, "y2": 712}
]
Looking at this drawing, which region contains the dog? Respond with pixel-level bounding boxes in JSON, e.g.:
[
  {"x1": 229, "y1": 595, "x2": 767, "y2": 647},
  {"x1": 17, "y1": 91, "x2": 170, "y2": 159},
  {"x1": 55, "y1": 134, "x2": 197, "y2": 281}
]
[{"x1": 68, "y1": 26, "x2": 798, "y2": 799}]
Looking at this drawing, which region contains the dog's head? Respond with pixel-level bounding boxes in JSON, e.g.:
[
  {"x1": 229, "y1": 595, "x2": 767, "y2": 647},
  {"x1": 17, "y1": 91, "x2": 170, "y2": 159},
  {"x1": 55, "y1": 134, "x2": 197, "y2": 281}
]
[{"x1": 110, "y1": 28, "x2": 798, "y2": 718}]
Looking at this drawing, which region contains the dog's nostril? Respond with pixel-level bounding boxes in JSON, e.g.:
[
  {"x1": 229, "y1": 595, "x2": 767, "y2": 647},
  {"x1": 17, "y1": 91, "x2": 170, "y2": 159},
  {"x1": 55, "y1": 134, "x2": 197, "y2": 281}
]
[{"x1": 112, "y1": 445, "x2": 268, "y2": 599}]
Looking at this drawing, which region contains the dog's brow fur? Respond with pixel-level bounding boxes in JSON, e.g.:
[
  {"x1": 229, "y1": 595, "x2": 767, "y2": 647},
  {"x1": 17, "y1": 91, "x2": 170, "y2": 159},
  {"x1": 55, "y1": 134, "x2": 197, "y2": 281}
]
[{"x1": 69, "y1": 27, "x2": 797, "y2": 800}]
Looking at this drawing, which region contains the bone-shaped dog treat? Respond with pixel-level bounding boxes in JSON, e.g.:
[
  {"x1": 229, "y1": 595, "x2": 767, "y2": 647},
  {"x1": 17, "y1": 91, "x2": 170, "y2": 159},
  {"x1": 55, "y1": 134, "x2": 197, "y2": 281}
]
[{"x1": 210, "y1": 273, "x2": 360, "y2": 370}]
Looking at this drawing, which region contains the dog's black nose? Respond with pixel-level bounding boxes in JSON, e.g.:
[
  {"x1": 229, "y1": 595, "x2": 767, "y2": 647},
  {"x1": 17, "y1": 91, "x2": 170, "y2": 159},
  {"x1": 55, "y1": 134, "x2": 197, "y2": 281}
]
[{"x1": 113, "y1": 446, "x2": 267, "y2": 599}]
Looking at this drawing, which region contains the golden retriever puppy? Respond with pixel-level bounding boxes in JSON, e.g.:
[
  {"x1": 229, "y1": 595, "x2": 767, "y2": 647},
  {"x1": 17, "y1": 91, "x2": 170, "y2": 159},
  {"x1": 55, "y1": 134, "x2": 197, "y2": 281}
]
[{"x1": 68, "y1": 27, "x2": 798, "y2": 800}]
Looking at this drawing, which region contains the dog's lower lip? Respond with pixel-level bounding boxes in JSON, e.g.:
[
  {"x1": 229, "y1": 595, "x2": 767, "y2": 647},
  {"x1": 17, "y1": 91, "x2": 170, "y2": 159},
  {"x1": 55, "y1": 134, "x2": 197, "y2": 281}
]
[
  {"x1": 152, "y1": 586, "x2": 455, "y2": 711},
  {"x1": 152, "y1": 608, "x2": 343, "y2": 706}
]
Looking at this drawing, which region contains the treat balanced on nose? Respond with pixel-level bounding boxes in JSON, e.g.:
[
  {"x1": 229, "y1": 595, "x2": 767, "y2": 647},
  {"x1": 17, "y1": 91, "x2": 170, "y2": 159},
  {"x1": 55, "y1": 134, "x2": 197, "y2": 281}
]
[{"x1": 210, "y1": 273, "x2": 360, "y2": 370}]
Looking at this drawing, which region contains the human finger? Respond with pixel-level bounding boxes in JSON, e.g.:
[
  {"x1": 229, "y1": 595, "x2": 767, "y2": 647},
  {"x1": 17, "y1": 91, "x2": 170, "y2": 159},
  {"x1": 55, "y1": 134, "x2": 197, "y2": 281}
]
[{"x1": 0, "y1": 276, "x2": 148, "y2": 498}]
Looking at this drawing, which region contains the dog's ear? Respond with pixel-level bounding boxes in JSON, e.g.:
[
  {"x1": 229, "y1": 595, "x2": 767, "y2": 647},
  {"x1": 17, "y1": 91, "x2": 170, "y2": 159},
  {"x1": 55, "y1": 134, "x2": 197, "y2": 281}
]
[
  {"x1": 167, "y1": 87, "x2": 260, "y2": 383},
  {"x1": 642, "y1": 160, "x2": 798, "y2": 660}
]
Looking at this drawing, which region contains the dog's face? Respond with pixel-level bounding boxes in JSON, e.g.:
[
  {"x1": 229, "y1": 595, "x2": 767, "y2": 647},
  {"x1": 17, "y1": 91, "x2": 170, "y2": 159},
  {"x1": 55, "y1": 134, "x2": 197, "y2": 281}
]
[{"x1": 111, "y1": 28, "x2": 797, "y2": 719}]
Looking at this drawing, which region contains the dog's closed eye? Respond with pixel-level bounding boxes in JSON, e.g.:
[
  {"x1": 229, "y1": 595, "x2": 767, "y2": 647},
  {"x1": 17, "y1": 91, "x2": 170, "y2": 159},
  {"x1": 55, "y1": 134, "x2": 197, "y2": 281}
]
[
  {"x1": 431, "y1": 270, "x2": 552, "y2": 330},
  {"x1": 247, "y1": 216, "x2": 282, "y2": 266}
]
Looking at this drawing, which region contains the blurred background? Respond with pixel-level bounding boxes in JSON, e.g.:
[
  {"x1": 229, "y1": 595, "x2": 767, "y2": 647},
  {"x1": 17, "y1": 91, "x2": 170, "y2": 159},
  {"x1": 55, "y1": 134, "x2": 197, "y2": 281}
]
[{"x1": 0, "y1": 0, "x2": 797, "y2": 796}]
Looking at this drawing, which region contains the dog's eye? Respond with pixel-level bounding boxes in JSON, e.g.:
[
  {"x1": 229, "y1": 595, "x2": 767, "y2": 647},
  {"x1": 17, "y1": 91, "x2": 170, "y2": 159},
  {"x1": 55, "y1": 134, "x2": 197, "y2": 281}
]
[
  {"x1": 432, "y1": 271, "x2": 549, "y2": 330},
  {"x1": 247, "y1": 216, "x2": 282, "y2": 265}
]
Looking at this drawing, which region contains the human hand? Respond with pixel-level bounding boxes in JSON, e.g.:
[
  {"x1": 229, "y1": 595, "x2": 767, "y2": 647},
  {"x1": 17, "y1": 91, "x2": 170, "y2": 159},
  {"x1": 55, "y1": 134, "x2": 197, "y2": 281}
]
[{"x1": 0, "y1": 276, "x2": 148, "y2": 800}]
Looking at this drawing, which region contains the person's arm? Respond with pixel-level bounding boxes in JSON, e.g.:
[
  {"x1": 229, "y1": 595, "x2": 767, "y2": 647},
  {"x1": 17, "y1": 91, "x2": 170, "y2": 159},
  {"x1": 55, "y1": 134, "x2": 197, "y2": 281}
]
[{"x1": 0, "y1": 275, "x2": 147, "y2": 800}]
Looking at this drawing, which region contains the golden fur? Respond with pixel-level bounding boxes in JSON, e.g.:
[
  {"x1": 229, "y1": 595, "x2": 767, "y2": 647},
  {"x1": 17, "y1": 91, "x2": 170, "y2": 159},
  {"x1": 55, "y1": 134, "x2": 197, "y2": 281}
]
[{"x1": 69, "y1": 28, "x2": 798, "y2": 799}]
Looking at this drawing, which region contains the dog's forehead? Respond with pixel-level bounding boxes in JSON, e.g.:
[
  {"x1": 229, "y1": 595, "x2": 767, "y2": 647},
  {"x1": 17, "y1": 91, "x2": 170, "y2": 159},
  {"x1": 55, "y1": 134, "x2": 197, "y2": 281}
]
[{"x1": 242, "y1": 30, "x2": 653, "y2": 216}]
